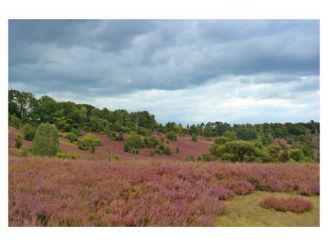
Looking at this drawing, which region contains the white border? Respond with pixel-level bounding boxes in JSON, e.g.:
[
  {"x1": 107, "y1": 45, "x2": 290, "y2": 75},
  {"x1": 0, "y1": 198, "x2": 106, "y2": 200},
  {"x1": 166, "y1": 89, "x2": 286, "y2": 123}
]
[{"x1": 0, "y1": 0, "x2": 327, "y2": 246}]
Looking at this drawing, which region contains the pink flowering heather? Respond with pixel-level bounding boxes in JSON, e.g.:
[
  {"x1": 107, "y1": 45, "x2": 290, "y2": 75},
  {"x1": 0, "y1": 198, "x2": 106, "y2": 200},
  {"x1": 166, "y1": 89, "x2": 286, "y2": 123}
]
[
  {"x1": 260, "y1": 196, "x2": 313, "y2": 213},
  {"x1": 9, "y1": 156, "x2": 319, "y2": 226}
]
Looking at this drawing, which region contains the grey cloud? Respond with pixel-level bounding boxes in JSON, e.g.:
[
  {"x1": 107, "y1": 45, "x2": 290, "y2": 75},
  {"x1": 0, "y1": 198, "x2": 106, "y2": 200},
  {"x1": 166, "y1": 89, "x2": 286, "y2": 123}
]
[{"x1": 9, "y1": 20, "x2": 320, "y2": 123}]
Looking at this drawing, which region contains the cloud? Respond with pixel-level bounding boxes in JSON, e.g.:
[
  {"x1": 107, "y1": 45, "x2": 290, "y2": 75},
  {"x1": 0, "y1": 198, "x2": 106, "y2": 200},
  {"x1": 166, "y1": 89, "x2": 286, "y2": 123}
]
[{"x1": 9, "y1": 20, "x2": 320, "y2": 124}]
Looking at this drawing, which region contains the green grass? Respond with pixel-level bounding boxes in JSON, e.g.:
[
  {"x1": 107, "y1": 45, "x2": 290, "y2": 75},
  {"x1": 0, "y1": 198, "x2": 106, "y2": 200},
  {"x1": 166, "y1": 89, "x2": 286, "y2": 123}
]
[{"x1": 217, "y1": 191, "x2": 319, "y2": 226}]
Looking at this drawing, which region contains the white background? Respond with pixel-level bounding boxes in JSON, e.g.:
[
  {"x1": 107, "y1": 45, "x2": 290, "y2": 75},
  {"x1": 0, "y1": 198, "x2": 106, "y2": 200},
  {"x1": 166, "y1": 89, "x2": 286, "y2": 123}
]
[{"x1": 0, "y1": 0, "x2": 327, "y2": 245}]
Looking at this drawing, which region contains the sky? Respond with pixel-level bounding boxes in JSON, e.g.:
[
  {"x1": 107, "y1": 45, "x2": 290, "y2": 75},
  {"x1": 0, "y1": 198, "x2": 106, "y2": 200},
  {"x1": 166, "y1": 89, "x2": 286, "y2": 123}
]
[{"x1": 9, "y1": 20, "x2": 320, "y2": 125}]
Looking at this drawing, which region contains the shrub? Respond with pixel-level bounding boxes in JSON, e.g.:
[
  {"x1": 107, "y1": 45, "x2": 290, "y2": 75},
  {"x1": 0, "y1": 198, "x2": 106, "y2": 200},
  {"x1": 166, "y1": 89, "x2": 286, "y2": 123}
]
[
  {"x1": 19, "y1": 148, "x2": 29, "y2": 157},
  {"x1": 109, "y1": 132, "x2": 124, "y2": 141},
  {"x1": 9, "y1": 114, "x2": 21, "y2": 128},
  {"x1": 191, "y1": 133, "x2": 197, "y2": 142},
  {"x1": 279, "y1": 149, "x2": 289, "y2": 163},
  {"x1": 210, "y1": 140, "x2": 271, "y2": 163},
  {"x1": 124, "y1": 133, "x2": 145, "y2": 153},
  {"x1": 167, "y1": 131, "x2": 177, "y2": 141},
  {"x1": 15, "y1": 135, "x2": 23, "y2": 149},
  {"x1": 77, "y1": 133, "x2": 101, "y2": 153},
  {"x1": 260, "y1": 196, "x2": 313, "y2": 213},
  {"x1": 66, "y1": 132, "x2": 78, "y2": 143},
  {"x1": 56, "y1": 151, "x2": 76, "y2": 159},
  {"x1": 201, "y1": 153, "x2": 211, "y2": 162},
  {"x1": 22, "y1": 124, "x2": 36, "y2": 141},
  {"x1": 214, "y1": 137, "x2": 228, "y2": 145},
  {"x1": 236, "y1": 127, "x2": 258, "y2": 140},
  {"x1": 144, "y1": 136, "x2": 159, "y2": 148},
  {"x1": 176, "y1": 147, "x2": 180, "y2": 154},
  {"x1": 32, "y1": 123, "x2": 59, "y2": 157},
  {"x1": 187, "y1": 156, "x2": 195, "y2": 161},
  {"x1": 222, "y1": 131, "x2": 237, "y2": 141},
  {"x1": 290, "y1": 148, "x2": 304, "y2": 162},
  {"x1": 163, "y1": 146, "x2": 172, "y2": 155}
]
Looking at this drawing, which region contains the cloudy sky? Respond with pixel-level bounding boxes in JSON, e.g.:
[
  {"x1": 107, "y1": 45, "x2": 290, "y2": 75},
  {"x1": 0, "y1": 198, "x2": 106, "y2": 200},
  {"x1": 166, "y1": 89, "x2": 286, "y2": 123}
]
[{"x1": 9, "y1": 20, "x2": 319, "y2": 124}]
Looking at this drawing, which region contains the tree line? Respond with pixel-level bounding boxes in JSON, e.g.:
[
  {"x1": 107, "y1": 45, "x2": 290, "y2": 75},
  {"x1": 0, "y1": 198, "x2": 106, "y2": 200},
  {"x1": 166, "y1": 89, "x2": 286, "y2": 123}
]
[{"x1": 9, "y1": 89, "x2": 320, "y2": 162}]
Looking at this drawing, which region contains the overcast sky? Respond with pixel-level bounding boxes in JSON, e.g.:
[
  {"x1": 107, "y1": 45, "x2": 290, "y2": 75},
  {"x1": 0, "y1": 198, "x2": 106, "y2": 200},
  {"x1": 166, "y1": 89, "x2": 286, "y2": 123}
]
[{"x1": 9, "y1": 20, "x2": 319, "y2": 124}]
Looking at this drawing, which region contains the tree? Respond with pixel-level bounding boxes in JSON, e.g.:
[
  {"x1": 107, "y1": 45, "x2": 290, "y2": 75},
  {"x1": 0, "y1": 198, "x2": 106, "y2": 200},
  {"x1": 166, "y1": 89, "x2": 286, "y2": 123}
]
[
  {"x1": 192, "y1": 133, "x2": 197, "y2": 142},
  {"x1": 236, "y1": 127, "x2": 258, "y2": 140},
  {"x1": 32, "y1": 123, "x2": 59, "y2": 156}
]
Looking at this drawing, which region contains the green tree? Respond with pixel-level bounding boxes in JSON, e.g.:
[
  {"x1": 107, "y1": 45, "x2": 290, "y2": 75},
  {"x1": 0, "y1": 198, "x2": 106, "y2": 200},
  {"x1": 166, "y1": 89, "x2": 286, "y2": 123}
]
[
  {"x1": 32, "y1": 123, "x2": 59, "y2": 156},
  {"x1": 192, "y1": 133, "x2": 197, "y2": 142}
]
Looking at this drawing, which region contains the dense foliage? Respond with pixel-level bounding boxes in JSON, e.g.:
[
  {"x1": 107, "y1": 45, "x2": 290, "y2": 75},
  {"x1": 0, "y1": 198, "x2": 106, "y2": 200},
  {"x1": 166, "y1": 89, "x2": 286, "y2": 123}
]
[
  {"x1": 32, "y1": 123, "x2": 59, "y2": 157},
  {"x1": 9, "y1": 90, "x2": 319, "y2": 163}
]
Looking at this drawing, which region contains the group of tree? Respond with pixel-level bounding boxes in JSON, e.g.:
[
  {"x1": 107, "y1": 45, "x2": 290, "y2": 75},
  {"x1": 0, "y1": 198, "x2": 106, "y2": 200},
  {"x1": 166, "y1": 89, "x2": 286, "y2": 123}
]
[{"x1": 9, "y1": 90, "x2": 319, "y2": 162}]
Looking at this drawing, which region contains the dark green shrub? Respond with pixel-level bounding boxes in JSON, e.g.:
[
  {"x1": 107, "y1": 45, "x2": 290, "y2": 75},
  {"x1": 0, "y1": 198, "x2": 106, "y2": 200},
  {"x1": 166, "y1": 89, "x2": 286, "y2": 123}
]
[
  {"x1": 176, "y1": 147, "x2": 180, "y2": 154},
  {"x1": 236, "y1": 127, "x2": 258, "y2": 140},
  {"x1": 66, "y1": 132, "x2": 78, "y2": 142},
  {"x1": 192, "y1": 133, "x2": 197, "y2": 142},
  {"x1": 163, "y1": 146, "x2": 172, "y2": 155},
  {"x1": 289, "y1": 148, "x2": 304, "y2": 162},
  {"x1": 144, "y1": 136, "x2": 159, "y2": 148},
  {"x1": 201, "y1": 153, "x2": 211, "y2": 162},
  {"x1": 279, "y1": 149, "x2": 289, "y2": 162},
  {"x1": 214, "y1": 137, "x2": 228, "y2": 144},
  {"x1": 15, "y1": 135, "x2": 23, "y2": 149},
  {"x1": 167, "y1": 131, "x2": 177, "y2": 141},
  {"x1": 9, "y1": 114, "x2": 21, "y2": 128},
  {"x1": 124, "y1": 133, "x2": 145, "y2": 153},
  {"x1": 32, "y1": 123, "x2": 59, "y2": 157},
  {"x1": 186, "y1": 156, "x2": 195, "y2": 161},
  {"x1": 22, "y1": 124, "x2": 36, "y2": 141}
]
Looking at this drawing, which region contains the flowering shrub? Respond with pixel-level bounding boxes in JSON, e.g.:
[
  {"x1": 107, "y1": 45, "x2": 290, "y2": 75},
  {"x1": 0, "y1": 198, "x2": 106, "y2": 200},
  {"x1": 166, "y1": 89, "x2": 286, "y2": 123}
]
[
  {"x1": 260, "y1": 196, "x2": 313, "y2": 213},
  {"x1": 9, "y1": 157, "x2": 319, "y2": 226}
]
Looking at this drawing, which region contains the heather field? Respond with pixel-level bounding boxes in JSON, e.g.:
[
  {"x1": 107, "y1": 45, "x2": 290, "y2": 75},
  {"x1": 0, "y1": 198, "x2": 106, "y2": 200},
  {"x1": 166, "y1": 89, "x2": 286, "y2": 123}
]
[{"x1": 9, "y1": 156, "x2": 319, "y2": 226}]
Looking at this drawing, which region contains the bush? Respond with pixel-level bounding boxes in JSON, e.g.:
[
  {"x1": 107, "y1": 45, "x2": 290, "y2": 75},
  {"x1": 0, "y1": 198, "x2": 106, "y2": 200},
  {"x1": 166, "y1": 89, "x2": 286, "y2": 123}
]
[
  {"x1": 279, "y1": 149, "x2": 289, "y2": 163},
  {"x1": 191, "y1": 133, "x2": 197, "y2": 142},
  {"x1": 144, "y1": 136, "x2": 159, "y2": 148},
  {"x1": 222, "y1": 131, "x2": 237, "y2": 141},
  {"x1": 176, "y1": 147, "x2": 180, "y2": 154},
  {"x1": 260, "y1": 196, "x2": 313, "y2": 213},
  {"x1": 210, "y1": 140, "x2": 270, "y2": 163},
  {"x1": 15, "y1": 135, "x2": 23, "y2": 149},
  {"x1": 77, "y1": 133, "x2": 101, "y2": 153},
  {"x1": 186, "y1": 156, "x2": 196, "y2": 161},
  {"x1": 124, "y1": 133, "x2": 145, "y2": 153},
  {"x1": 214, "y1": 137, "x2": 228, "y2": 145},
  {"x1": 201, "y1": 153, "x2": 211, "y2": 162},
  {"x1": 66, "y1": 132, "x2": 78, "y2": 142},
  {"x1": 9, "y1": 114, "x2": 21, "y2": 128},
  {"x1": 290, "y1": 148, "x2": 304, "y2": 162},
  {"x1": 22, "y1": 124, "x2": 36, "y2": 141},
  {"x1": 163, "y1": 146, "x2": 172, "y2": 155},
  {"x1": 167, "y1": 131, "x2": 177, "y2": 141},
  {"x1": 109, "y1": 132, "x2": 124, "y2": 141},
  {"x1": 32, "y1": 123, "x2": 59, "y2": 157},
  {"x1": 236, "y1": 127, "x2": 258, "y2": 140},
  {"x1": 56, "y1": 151, "x2": 76, "y2": 159},
  {"x1": 109, "y1": 155, "x2": 120, "y2": 161}
]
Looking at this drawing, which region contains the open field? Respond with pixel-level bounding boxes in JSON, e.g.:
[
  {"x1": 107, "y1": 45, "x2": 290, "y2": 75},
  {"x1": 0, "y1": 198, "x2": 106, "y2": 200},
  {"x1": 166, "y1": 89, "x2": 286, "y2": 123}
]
[{"x1": 9, "y1": 155, "x2": 319, "y2": 226}]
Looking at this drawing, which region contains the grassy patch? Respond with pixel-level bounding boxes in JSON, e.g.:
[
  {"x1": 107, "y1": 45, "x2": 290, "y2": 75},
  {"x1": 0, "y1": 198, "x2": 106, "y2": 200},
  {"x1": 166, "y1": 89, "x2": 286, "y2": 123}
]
[{"x1": 217, "y1": 191, "x2": 319, "y2": 226}]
